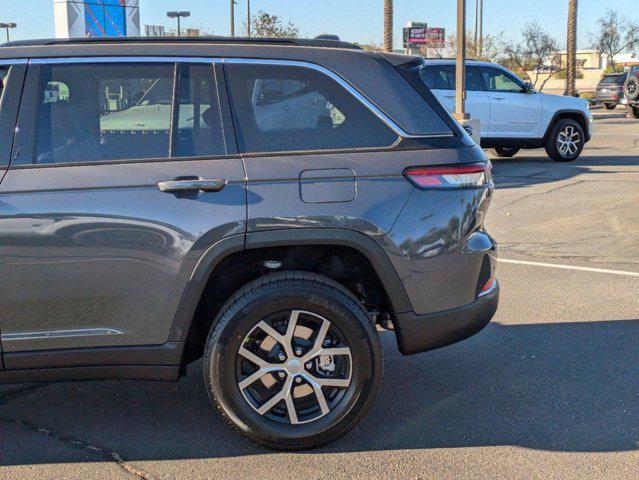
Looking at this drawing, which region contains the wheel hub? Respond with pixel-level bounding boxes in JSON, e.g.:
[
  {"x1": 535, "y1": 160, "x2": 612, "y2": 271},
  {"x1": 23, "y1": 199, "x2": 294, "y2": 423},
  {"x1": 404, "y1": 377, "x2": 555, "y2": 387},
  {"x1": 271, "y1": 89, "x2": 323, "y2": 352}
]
[{"x1": 285, "y1": 358, "x2": 303, "y2": 375}]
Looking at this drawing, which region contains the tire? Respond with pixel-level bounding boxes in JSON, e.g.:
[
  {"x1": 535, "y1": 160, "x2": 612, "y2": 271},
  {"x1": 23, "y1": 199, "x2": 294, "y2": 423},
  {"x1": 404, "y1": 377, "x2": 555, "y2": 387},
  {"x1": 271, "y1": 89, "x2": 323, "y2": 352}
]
[
  {"x1": 624, "y1": 76, "x2": 639, "y2": 101},
  {"x1": 491, "y1": 147, "x2": 520, "y2": 158},
  {"x1": 628, "y1": 105, "x2": 639, "y2": 119},
  {"x1": 604, "y1": 103, "x2": 616, "y2": 110},
  {"x1": 544, "y1": 118, "x2": 585, "y2": 162},
  {"x1": 203, "y1": 271, "x2": 383, "y2": 450}
]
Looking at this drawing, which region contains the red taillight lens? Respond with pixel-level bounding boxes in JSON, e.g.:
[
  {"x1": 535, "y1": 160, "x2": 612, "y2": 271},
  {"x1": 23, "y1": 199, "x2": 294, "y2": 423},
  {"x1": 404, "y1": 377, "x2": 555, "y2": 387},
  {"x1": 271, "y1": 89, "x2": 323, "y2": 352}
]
[{"x1": 404, "y1": 162, "x2": 492, "y2": 189}]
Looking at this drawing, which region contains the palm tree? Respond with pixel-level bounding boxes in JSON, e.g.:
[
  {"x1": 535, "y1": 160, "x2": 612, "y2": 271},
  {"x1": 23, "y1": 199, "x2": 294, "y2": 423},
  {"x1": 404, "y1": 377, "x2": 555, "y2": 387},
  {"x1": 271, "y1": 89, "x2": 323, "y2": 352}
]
[
  {"x1": 383, "y1": 0, "x2": 393, "y2": 52},
  {"x1": 565, "y1": 0, "x2": 578, "y2": 96}
]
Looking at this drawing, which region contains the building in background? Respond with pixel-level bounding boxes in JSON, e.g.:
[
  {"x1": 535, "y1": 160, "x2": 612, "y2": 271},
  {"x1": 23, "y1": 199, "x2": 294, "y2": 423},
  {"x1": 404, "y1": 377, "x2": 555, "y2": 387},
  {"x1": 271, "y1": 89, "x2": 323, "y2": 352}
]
[
  {"x1": 54, "y1": 0, "x2": 140, "y2": 38},
  {"x1": 145, "y1": 24, "x2": 166, "y2": 37}
]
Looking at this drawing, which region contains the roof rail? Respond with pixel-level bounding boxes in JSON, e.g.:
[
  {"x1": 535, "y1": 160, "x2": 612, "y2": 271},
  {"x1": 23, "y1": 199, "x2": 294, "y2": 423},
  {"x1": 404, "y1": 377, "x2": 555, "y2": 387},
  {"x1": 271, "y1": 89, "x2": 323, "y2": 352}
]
[{"x1": 2, "y1": 36, "x2": 362, "y2": 50}]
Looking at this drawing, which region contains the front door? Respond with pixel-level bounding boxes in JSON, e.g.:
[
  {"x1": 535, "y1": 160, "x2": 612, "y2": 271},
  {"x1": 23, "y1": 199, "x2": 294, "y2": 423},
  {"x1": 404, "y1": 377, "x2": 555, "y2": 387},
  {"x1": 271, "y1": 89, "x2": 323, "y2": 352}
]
[
  {"x1": 480, "y1": 66, "x2": 542, "y2": 138},
  {"x1": 0, "y1": 58, "x2": 246, "y2": 353}
]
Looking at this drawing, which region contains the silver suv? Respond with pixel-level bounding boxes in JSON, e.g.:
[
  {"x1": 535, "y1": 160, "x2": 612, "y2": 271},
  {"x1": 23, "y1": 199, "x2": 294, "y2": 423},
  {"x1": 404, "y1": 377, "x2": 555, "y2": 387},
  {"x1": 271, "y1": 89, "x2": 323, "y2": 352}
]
[{"x1": 0, "y1": 37, "x2": 498, "y2": 449}]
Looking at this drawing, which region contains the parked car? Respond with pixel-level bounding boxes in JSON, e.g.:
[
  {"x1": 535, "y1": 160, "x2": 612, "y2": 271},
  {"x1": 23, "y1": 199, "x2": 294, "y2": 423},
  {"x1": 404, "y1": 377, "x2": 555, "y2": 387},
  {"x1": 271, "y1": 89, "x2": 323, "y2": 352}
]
[
  {"x1": 623, "y1": 65, "x2": 639, "y2": 118},
  {"x1": 420, "y1": 59, "x2": 593, "y2": 162},
  {"x1": 0, "y1": 37, "x2": 498, "y2": 450},
  {"x1": 595, "y1": 72, "x2": 627, "y2": 110}
]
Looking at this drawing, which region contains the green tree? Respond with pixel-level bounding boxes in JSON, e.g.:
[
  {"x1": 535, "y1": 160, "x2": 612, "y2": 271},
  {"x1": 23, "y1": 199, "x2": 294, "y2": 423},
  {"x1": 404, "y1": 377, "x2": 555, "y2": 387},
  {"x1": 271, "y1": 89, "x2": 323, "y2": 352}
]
[{"x1": 248, "y1": 11, "x2": 299, "y2": 38}]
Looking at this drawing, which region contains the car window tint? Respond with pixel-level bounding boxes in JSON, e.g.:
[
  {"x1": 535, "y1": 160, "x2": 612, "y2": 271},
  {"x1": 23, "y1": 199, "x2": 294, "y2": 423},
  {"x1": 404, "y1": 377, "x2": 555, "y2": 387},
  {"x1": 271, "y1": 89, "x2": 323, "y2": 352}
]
[
  {"x1": 0, "y1": 67, "x2": 9, "y2": 104},
  {"x1": 420, "y1": 65, "x2": 484, "y2": 91},
  {"x1": 34, "y1": 63, "x2": 174, "y2": 165},
  {"x1": 225, "y1": 63, "x2": 398, "y2": 154},
  {"x1": 174, "y1": 64, "x2": 226, "y2": 157},
  {"x1": 420, "y1": 66, "x2": 451, "y2": 90},
  {"x1": 481, "y1": 67, "x2": 523, "y2": 93}
]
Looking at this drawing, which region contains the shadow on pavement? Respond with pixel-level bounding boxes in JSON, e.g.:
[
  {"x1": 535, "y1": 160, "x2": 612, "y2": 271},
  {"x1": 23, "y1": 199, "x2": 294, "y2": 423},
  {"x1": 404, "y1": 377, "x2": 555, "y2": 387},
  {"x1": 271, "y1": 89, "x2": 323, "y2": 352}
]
[
  {"x1": 1, "y1": 319, "x2": 638, "y2": 464},
  {"x1": 491, "y1": 154, "x2": 639, "y2": 189}
]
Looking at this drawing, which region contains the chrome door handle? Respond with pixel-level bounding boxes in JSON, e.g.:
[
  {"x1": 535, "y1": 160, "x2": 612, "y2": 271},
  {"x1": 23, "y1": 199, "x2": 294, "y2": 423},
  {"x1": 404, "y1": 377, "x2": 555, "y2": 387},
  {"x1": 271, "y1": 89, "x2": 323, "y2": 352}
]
[{"x1": 158, "y1": 179, "x2": 227, "y2": 193}]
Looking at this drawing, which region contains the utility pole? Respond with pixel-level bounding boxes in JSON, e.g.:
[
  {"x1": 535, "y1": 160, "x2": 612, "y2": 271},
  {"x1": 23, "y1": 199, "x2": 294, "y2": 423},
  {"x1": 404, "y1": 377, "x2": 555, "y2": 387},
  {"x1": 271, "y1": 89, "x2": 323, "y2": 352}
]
[
  {"x1": 474, "y1": 0, "x2": 479, "y2": 46},
  {"x1": 247, "y1": 0, "x2": 251, "y2": 37},
  {"x1": 230, "y1": 0, "x2": 236, "y2": 37},
  {"x1": 454, "y1": 0, "x2": 469, "y2": 121},
  {"x1": 0, "y1": 22, "x2": 17, "y2": 43},
  {"x1": 478, "y1": 0, "x2": 483, "y2": 57}
]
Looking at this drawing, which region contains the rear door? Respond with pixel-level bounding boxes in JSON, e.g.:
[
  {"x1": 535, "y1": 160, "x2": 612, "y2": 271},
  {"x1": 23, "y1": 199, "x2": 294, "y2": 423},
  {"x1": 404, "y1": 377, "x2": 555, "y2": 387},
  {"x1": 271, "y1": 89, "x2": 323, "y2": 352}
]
[
  {"x1": 480, "y1": 66, "x2": 542, "y2": 138},
  {"x1": 0, "y1": 61, "x2": 27, "y2": 367},
  {"x1": 0, "y1": 58, "x2": 246, "y2": 354},
  {"x1": 224, "y1": 59, "x2": 439, "y2": 236},
  {"x1": 422, "y1": 64, "x2": 491, "y2": 137}
]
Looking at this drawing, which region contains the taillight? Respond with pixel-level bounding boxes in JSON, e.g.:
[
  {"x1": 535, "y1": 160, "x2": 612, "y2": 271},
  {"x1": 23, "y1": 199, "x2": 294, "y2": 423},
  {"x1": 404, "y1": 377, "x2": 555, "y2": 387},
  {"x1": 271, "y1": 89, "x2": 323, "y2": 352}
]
[{"x1": 404, "y1": 162, "x2": 492, "y2": 189}]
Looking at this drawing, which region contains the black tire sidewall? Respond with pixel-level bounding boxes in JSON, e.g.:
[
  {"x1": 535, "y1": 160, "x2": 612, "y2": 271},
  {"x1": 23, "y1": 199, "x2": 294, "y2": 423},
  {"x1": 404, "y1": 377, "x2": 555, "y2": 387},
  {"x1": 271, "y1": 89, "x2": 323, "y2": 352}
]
[
  {"x1": 624, "y1": 77, "x2": 639, "y2": 101},
  {"x1": 492, "y1": 147, "x2": 520, "y2": 158},
  {"x1": 546, "y1": 119, "x2": 584, "y2": 162},
  {"x1": 628, "y1": 105, "x2": 639, "y2": 119},
  {"x1": 604, "y1": 103, "x2": 616, "y2": 110},
  {"x1": 204, "y1": 277, "x2": 382, "y2": 449}
]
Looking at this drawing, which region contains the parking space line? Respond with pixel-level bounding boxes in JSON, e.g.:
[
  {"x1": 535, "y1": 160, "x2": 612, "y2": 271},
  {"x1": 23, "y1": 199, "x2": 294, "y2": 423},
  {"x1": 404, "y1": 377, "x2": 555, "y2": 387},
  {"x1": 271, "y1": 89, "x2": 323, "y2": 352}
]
[{"x1": 498, "y1": 258, "x2": 639, "y2": 277}]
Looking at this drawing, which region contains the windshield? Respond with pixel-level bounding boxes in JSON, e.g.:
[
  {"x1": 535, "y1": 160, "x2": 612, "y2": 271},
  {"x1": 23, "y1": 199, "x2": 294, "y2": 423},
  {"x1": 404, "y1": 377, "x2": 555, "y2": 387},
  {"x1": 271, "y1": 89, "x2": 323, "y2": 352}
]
[{"x1": 600, "y1": 74, "x2": 625, "y2": 84}]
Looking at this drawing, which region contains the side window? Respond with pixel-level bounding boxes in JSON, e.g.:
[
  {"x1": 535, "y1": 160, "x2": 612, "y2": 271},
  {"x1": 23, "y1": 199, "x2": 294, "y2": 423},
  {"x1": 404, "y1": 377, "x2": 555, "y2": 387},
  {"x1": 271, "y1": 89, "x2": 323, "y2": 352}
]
[
  {"x1": 34, "y1": 63, "x2": 175, "y2": 165},
  {"x1": 481, "y1": 67, "x2": 524, "y2": 93},
  {"x1": 0, "y1": 67, "x2": 9, "y2": 103},
  {"x1": 467, "y1": 66, "x2": 486, "y2": 91},
  {"x1": 420, "y1": 65, "x2": 484, "y2": 91},
  {"x1": 174, "y1": 64, "x2": 226, "y2": 157},
  {"x1": 420, "y1": 66, "x2": 451, "y2": 90},
  {"x1": 225, "y1": 63, "x2": 398, "y2": 154}
]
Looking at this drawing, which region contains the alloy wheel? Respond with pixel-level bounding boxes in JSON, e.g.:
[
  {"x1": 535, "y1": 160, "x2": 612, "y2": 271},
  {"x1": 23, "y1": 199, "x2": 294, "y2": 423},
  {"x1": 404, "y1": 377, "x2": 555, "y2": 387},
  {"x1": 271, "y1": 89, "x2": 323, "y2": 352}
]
[
  {"x1": 236, "y1": 310, "x2": 353, "y2": 425},
  {"x1": 557, "y1": 125, "x2": 581, "y2": 157}
]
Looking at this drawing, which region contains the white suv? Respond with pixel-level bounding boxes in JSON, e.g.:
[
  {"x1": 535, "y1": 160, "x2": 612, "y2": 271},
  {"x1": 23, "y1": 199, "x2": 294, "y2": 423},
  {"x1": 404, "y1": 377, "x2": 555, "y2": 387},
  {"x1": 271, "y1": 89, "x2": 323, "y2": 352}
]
[{"x1": 421, "y1": 60, "x2": 593, "y2": 162}]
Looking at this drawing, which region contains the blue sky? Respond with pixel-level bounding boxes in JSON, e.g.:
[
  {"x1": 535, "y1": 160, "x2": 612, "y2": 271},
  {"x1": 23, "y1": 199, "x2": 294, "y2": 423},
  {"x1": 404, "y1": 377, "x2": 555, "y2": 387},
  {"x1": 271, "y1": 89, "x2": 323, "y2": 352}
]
[{"x1": 2, "y1": 0, "x2": 638, "y2": 50}]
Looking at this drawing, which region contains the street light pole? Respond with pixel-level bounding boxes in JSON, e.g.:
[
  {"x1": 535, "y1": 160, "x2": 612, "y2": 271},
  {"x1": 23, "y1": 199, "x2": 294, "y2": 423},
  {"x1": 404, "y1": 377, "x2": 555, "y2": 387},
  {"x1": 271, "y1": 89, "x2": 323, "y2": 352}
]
[
  {"x1": 0, "y1": 22, "x2": 17, "y2": 43},
  {"x1": 479, "y1": 0, "x2": 484, "y2": 57},
  {"x1": 166, "y1": 11, "x2": 190, "y2": 37},
  {"x1": 230, "y1": 0, "x2": 235, "y2": 37},
  {"x1": 454, "y1": 0, "x2": 468, "y2": 121},
  {"x1": 247, "y1": 0, "x2": 251, "y2": 37}
]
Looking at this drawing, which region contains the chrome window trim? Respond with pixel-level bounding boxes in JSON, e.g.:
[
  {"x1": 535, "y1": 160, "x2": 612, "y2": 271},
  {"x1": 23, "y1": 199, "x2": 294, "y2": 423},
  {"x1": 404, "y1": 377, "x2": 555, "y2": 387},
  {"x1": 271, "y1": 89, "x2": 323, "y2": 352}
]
[
  {"x1": 25, "y1": 55, "x2": 453, "y2": 140},
  {"x1": 29, "y1": 56, "x2": 215, "y2": 65},
  {"x1": 0, "y1": 58, "x2": 28, "y2": 66},
  {"x1": 223, "y1": 57, "x2": 454, "y2": 140}
]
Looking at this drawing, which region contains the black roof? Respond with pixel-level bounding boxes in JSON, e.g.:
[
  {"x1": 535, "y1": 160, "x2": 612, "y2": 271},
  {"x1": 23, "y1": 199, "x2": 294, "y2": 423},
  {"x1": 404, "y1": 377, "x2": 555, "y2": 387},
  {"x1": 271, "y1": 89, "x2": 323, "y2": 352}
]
[{"x1": 3, "y1": 36, "x2": 361, "y2": 51}]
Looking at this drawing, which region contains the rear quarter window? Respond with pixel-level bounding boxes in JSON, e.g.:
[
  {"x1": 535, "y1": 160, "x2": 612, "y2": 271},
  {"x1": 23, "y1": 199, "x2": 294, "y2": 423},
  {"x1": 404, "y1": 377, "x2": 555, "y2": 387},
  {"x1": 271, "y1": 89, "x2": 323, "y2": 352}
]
[{"x1": 225, "y1": 63, "x2": 399, "y2": 154}]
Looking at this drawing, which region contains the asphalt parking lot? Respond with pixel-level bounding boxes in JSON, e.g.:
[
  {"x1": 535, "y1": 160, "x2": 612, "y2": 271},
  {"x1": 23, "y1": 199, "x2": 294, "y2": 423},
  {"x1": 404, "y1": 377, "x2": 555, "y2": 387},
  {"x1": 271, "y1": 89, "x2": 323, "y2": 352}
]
[{"x1": 1, "y1": 112, "x2": 638, "y2": 480}]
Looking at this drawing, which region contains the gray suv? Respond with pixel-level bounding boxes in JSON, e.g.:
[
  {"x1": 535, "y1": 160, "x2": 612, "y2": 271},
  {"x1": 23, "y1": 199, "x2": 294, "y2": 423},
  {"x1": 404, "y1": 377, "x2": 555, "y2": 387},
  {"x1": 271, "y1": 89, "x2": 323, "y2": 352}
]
[{"x1": 0, "y1": 37, "x2": 498, "y2": 449}]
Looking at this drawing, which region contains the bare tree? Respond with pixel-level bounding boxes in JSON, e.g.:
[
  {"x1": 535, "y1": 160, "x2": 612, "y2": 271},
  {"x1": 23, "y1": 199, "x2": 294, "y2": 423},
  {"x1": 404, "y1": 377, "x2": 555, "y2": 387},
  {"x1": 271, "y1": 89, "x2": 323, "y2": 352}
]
[
  {"x1": 590, "y1": 9, "x2": 639, "y2": 71},
  {"x1": 502, "y1": 23, "x2": 563, "y2": 91},
  {"x1": 247, "y1": 11, "x2": 299, "y2": 38},
  {"x1": 565, "y1": 0, "x2": 578, "y2": 96},
  {"x1": 383, "y1": 0, "x2": 393, "y2": 52},
  {"x1": 446, "y1": 32, "x2": 506, "y2": 62}
]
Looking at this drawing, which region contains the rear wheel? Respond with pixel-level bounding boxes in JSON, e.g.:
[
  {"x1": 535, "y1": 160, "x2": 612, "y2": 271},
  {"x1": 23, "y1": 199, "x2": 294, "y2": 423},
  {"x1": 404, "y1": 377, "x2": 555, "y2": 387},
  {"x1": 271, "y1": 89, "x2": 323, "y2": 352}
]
[
  {"x1": 604, "y1": 103, "x2": 616, "y2": 110},
  {"x1": 544, "y1": 118, "x2": 585, "y2": 162},
  {"x1": 203, "y1": 271, "x2": 383, "y2": 450},
  {"x1": 491, "y1": 147, "x2": 520, "y2": 158},
  {"x1": 628, "y1": 105, "x2": 639, "y2": 119}
]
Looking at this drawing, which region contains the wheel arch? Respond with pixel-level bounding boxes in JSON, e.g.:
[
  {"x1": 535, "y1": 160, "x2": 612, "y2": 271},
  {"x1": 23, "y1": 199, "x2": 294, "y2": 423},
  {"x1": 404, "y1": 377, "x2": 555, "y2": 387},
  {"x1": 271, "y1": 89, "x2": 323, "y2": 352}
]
[
  {"x1": 543, "y1": 109, "x2": 589, "y2": 141},
  {"x1": 168, "y1": 229, "x2": 412, "y2": 361}
]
